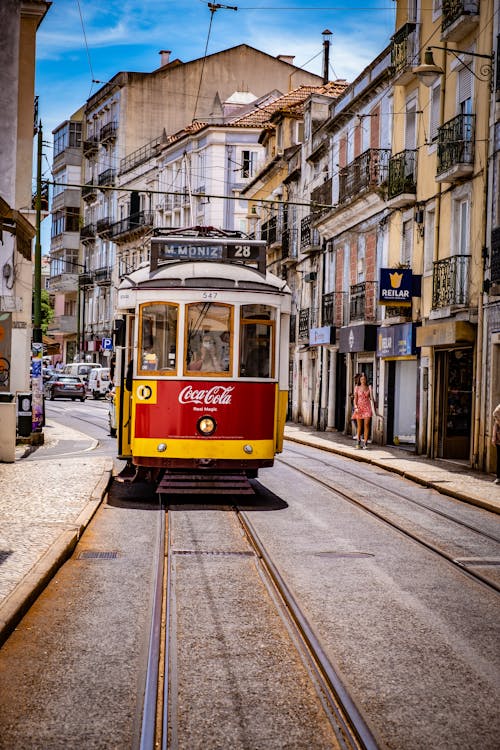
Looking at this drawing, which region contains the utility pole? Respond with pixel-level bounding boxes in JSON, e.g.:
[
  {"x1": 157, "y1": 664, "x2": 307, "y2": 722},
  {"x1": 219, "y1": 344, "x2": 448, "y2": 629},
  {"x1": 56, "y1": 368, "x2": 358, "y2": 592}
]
[{"x1": 31, "y1": 119, "x2": 44, "y2": 442}]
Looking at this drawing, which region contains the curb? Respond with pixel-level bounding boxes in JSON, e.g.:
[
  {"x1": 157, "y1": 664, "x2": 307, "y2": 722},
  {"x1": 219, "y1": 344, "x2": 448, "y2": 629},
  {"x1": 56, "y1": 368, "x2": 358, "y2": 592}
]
[
  {"x1": 284, "y1": 434, "x2": 500, "y2": 516},
  {"x1": 0, "y1": 464, "x2": 113, "y2": 647}
]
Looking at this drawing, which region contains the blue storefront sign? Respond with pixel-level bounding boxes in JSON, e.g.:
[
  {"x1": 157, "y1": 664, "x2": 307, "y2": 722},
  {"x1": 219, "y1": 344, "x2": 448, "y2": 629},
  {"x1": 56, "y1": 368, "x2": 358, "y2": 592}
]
[
  {"x1": 379, "y1": 268, "x2": 413, "y2": 306},
  {"x1": 376, "y1": 323, "x2": 417, "y2": 358},
  {"x1": 309, "y1": 326, "x2": 336, "y2": 345}
]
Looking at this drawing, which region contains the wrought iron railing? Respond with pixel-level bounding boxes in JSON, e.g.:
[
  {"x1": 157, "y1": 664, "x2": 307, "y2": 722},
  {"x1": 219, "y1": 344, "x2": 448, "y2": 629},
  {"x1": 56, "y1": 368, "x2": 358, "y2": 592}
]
[
  {"x1": 436, "y1": 113, "x2": 475, "y2": 176},
  {"x1": 339, "y1": 149, "x2": 390, "y2": 203},
  {"x1": 391, "y1": 22, "x2": 417, "y2": 76},
  {"x1": 387, "y1": 149, "x2": 417, "y2": 199},
  {"x1": 98, "y1": 168, "x2": 116, "y2": 187},
  {"x1": 83, "y1": 136, "x2": 99, "y2": 155},
  {"x1": 300, "y1": 214, "x2": 321, "y2": 252},
  {"x1": 311, "y1": 178, "x2": 332, "y2": 213},
  {"x1": 110, "y1": 211, "x2": 154, "y2": 239},
  {"x1": 100, "y1": 121, "x2": 118, "y2": 142},
  {"x1": 96, "y1": 217, "x2": 112, "y2": 237},
  {"x1": 491, "y1": 226, "x2": 500, "y2": 284},
  {"x1": 82, "y1": 182, "x2": 97, "y2": 201},
  {"x1": 442, "y1": 0, "x2": 479, "y2": 33},
  {"x1": 261, "y1": 215, "x2": 277, "y2": 245},
  {"x1": 349, "y1": 281, "x2": 378, "y2": 322},
  {"x1": 322, "y1": 291, "x2": 348, "y2": 327},
  {"x1": 432, "y1": 255, "x2": 471, "y2": 308},
  {"x1": 80, "y1": 223, "x2": 95, "y2": 240}
]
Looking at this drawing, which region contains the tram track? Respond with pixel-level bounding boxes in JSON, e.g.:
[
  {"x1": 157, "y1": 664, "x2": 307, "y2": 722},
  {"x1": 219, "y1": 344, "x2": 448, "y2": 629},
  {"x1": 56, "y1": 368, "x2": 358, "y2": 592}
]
[
  {"x1": 140, "y1": 499, "x2": 380, "y2": 750},
  {"x1": 277, "y1": 450, "x2": 500, "y2": 595}
]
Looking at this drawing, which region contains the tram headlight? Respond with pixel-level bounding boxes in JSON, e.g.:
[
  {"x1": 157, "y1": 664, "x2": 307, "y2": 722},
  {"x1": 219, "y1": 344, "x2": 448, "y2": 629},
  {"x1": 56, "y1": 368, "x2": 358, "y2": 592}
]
[{"x1": 197, "y1": 416, "x2": 216, "y2": 436}]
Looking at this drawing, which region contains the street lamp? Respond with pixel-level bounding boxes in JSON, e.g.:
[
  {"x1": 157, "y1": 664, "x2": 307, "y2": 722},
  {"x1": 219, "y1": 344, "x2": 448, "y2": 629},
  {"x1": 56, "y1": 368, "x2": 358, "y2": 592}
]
[{"x1": 413, "y1": 46, "x2": 495, "y2": 88}]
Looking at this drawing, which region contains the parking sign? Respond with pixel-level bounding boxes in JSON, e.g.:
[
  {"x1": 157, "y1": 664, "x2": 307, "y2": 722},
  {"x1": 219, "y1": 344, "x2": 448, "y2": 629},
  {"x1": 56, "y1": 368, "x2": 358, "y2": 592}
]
[{"x1": 102, "y1": 337, "x2": 113, "y2": 351}]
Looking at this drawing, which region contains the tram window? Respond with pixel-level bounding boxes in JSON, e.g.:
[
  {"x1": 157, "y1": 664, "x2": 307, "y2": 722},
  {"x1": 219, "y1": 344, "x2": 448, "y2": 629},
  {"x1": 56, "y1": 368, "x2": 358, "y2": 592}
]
[
  {"x1": 138, "y1": 303, "x2": 178, "y2": 375},
  {"x1": 185, "y1": 302, "x2": 232, "y2": 375},
  {"x1": 240, "y1": 305, "x2": 275, "y2": 378}
]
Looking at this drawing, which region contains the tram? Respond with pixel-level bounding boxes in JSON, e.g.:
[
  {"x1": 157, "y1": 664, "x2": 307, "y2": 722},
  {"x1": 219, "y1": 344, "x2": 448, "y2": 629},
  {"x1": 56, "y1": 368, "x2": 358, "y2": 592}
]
[{"x1": 112, "y1": 227, "x2": 291, "y2": 492}]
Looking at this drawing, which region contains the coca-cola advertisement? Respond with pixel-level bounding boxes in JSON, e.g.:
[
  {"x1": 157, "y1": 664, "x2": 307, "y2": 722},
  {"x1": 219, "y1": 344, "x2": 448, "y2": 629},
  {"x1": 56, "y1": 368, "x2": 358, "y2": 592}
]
[{"x1": 134, "y1": 380, "x2": 276, "y2": 439}]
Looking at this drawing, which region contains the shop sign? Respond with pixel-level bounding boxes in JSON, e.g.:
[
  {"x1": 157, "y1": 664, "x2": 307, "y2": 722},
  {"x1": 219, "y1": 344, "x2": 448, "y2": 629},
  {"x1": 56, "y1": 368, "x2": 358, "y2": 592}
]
[
  {"x1": 338, "y1": 325, "x2": 377, "y2": 353},
  {"x1": 377, "y1": 323, "x2": 416, "y2": 358},
  {"x1": 309, "y1": 326, "x2": 335, "y2": 345},
  {"x1": 379, "y1": 268, "x2": 413, "y2": 306}
]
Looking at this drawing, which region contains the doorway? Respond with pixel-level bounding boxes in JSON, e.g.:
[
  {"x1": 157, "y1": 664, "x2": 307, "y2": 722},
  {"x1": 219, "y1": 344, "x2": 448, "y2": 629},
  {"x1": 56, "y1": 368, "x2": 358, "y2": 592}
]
[{"x1": 435, "y1": 347, "x2": 473, "y2": 459}]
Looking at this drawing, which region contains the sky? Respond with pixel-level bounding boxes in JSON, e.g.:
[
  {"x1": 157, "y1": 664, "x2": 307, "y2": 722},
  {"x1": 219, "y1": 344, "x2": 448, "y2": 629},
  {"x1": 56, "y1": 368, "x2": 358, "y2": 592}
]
[{"x1": 35, "y1": 0, "x2": 397, "y2": 249}]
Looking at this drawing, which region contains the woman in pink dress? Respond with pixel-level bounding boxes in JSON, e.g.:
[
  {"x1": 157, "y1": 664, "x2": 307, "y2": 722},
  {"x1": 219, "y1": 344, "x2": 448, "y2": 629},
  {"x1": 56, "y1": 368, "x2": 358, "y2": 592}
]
[{"x1": 353, "y1": 373, "x2": 374, "y2": 449}]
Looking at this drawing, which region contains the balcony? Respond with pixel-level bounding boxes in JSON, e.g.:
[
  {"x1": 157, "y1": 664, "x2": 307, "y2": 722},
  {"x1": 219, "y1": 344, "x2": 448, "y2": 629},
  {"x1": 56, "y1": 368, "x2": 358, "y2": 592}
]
[
  {"x1": 94, "y1": 266, "x2": 112, "y2": 285},
  {"x1": 83, "y1": 136, "x2": 99, "y2": 156},
  {"x1": 96, "y1": 217, "x2": 112, "y2": 238},
  {"x1": 436, "y1": 114, "x2": 475, "y2": 182},
  {"x1": 298, "y1": 307, "x2": 319, "y2": 344},
  {"x1": 322, "y1": 291, "x2": 348, "y2": 327},
  {"x1": 78, "y1": 271, "x2": 94, "y2": 288},
  {"x1": 339, "y1": 149, "x2": 390, "y2": 204},
  {"x1": 49, "y1": 314, "x2": 78, "y2": 334},
  {"x1": 261, "y1": 215, "x2": 277, "y2": 246},
  {"x1": 300, "y1": 214, "x2": 321, "y2": 254},
  {"x1": 110, "y1": 211, "x2": 154, "y2": 242},
  {"x1": 48, "y1": 272, "x2": 78, "y2": 294},
  {"x1": 98, "y1": 169, "x2": 116, "y2": 188},
  {"x1": 80, "y1": 223, "x2": 95, "y2": 243},
  {"x1": 100, "y1": 121, "x2": 118, "y2": 144},
  {"x1": 387, "y1": 150, "x2": 417, "y2": 207},
  {"x1": 82, "y1": 182, "x2": 98, "y2": 202},
  {"x1": 441, "y1": 0, "x2": 479, "y2": 43},
  {"x1": 349, "y1": 281, "x2": 378, "y2": 322},
  {"x1": 491, "y1": 226, "x2": 500, "y2": 285},
  {"x1": 432, "y1": 255, "x2": 471, "y2": 309},
  {"x1": 282, "y1": 228, "x2": 298, "y2": 265},
  {"x1": 310, "y1": 178, "x2": 333, "y2": 215},
  {"x1": 391, "y1": 23, "x2": 418, "y2": 84}
]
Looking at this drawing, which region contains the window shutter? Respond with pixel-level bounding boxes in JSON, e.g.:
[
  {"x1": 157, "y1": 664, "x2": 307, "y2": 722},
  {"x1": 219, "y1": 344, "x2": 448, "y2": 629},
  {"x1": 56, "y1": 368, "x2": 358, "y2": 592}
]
[{"x1": 430, "y1": 83, "x2": 441, "y2": 141}]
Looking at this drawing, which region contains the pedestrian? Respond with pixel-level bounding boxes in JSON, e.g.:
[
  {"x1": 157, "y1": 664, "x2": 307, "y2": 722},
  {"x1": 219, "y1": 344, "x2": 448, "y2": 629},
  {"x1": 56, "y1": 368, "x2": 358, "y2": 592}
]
[
  {"x1": 492, "y1": 403, "x2": 500, "y2": 484},
  {"x1": 353, "y1": 372, "x2": 375, "y2": 450},
  {"x1": 349, "y1": 373, "x2": 361, "y2": 439}
]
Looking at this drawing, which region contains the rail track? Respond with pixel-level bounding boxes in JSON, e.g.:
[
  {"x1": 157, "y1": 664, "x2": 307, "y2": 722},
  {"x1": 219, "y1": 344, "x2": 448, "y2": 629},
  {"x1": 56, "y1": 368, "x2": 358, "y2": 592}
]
[
  {"x1": 139, "y1": 498, "x2": 380, "y2": 750},
  {"x1": 278, "y1": 446, "x2": 500, "y2": 594}
]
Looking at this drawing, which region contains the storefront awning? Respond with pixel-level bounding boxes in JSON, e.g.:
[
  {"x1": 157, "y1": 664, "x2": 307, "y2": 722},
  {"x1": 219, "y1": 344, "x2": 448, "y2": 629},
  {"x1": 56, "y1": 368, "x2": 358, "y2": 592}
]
[
  {"x1": 416, "y1": 320, "x2": 475, "y2": 348},
  {"x1": 42, "y1": 334, "x2": 60, "y2": 355}
]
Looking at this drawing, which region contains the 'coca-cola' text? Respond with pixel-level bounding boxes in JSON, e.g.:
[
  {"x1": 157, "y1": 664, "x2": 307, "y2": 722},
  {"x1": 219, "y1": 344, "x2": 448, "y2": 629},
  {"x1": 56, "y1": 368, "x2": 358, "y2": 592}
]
[{"x1": 179, "y1": 385, "x2": 234, "y2": 405}]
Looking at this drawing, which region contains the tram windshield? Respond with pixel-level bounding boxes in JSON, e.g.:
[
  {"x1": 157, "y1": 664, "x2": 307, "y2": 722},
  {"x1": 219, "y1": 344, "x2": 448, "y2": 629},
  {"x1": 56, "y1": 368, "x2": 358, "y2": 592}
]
[
  {"x1": 240, "y1": 304, "x2": 275, "y2": 378},
  {"x1": 186, "y1": 302, "x2": 232, "y2": 375},
  {"x1": 139, "y1": 303, "x2": 178, "y2": 374}
]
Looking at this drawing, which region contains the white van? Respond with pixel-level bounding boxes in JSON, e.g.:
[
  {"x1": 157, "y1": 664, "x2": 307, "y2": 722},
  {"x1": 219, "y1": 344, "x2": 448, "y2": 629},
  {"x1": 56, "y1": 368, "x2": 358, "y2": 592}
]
[
  {"x1": 63, "y1": 362, "x2": 100, "y2": 385},
  {"x1": 87, "y1": 367, "x2": 111, "y2": 399}
]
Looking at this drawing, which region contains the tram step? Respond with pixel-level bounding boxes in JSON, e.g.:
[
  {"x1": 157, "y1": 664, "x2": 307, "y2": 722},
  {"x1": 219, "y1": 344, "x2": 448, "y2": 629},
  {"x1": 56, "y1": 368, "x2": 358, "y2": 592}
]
[{"x1": 157, "y1": 472, "x2": 255, "y2": 495}]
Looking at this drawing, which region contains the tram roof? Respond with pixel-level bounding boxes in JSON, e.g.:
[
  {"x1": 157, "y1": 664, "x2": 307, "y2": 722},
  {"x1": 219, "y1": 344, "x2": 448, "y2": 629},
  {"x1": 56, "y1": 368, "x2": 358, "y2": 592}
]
[{"x1": 118, "y1": 260, "x2": 290, "y2": 294}]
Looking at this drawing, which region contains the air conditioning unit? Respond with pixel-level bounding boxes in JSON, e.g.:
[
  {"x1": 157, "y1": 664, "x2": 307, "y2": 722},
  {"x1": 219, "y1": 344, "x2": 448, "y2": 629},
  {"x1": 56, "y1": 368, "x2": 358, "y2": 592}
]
[{"x1": 304, "y1": 272, "x2": 317, "y2": 283}]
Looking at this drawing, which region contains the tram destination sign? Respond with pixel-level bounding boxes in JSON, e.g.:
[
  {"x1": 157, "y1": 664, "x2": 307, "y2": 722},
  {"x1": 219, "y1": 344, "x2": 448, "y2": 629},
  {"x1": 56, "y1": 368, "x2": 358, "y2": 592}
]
[{"x1": 150, "y1": 236, "x2": 266, "y2": 274}]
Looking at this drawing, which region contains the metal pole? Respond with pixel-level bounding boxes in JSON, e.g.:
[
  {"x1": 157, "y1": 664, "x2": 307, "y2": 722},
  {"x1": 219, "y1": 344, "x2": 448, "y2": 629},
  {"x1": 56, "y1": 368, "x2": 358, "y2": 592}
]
[{"x1": 33, "y1": 123, "x2": 43, "y2": 344}]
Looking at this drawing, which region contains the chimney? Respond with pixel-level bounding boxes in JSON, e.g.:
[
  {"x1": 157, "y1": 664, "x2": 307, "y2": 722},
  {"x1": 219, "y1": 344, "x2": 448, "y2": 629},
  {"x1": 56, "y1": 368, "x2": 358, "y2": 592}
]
[
  {"x1": 159, "y1": 50, "x2": 171, "y2": 67},
  {"x1": 277, "y1": 55, "x2": 295, "y2": 65}
]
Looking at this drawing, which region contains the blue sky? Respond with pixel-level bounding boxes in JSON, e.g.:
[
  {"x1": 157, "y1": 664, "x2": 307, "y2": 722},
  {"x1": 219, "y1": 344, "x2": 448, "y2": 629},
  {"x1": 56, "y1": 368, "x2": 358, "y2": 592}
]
[{"x1": 36, "y1": 0, "x2": 397, "y2": 249}]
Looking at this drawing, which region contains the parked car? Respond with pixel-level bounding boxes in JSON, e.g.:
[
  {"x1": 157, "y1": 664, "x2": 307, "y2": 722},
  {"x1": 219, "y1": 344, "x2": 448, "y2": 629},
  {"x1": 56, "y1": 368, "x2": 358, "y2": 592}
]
[
  {"x1": 62, "y1": 362, "x2": 100, "y2": 385},
  {"x1": 87, "y1": 367, "x2": 111, "y2": 399},
  {"x1": 44, "y1": 374, "x2": 86, "y2": 401}
]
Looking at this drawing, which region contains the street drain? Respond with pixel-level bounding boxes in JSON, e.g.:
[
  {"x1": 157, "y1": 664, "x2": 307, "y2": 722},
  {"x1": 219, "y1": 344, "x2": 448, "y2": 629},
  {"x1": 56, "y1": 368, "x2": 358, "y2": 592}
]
[
  {"x1": 77, "y1": 550, "x2": 119, "y2": 560},
  {"x1": 314, "y1": 551, "x2": 375, "y2": 559}
]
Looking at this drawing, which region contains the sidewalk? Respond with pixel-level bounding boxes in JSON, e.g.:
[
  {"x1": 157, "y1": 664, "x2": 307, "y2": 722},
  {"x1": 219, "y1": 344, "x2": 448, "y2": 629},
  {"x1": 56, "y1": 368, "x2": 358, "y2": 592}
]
[
  {"x1": 0, "y1": 420, "x2": 113, "y2": 645},
  {"x1": 284, "y1": 422, "x2": 500, "y2": 515},
  {"x1": 1, "y1": 419, "x2": 498, "y2": 647}
]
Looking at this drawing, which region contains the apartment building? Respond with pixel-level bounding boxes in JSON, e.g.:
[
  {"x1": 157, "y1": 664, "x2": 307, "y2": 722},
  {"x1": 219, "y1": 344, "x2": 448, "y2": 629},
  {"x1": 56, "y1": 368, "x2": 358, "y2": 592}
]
[
  {"x1": 389, "y1": 0, "x2": 494, "y2": 466},
  {"x1": 48, "y1": 44, "x2": 322, "y2": 363}
]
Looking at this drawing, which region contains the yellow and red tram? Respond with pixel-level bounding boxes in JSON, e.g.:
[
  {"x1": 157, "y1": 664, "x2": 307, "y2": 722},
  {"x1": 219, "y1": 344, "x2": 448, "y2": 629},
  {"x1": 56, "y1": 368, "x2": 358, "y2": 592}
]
[{"x1": 113, "y1": 228, "x2": 291, "y2": 487}]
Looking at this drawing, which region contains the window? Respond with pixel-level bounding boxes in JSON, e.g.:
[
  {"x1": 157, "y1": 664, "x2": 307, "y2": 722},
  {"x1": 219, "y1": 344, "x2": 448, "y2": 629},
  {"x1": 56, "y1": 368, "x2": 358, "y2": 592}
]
[
  {"x1": 430, "y1": 82, "x2": 441, "y2": 142},
  {"x1": 241, "y1": 150, "x2": 257, "y2": 179},
  {"x1": 424, "y1": 208, "x2": 435, "y2": 273},
  {"x1": 138, "y1": 303, "x2": 178, "y2": 375},
  {"x1": 185, "y1": 303, "x2": 232, "y2": 375},
  {"x1": 53, "y1": 121, "x2": 82, "y2": 157},
  {"x1": 239, "y1": 305, "x2": 275, "y2": 378},
  {"x1": 402, "y1": 218, "x2": 413, "y2": 265},
  {"x1": 405, "y1": 100, "x2": 417, "y2": 150},
  {"x1": 51, "y1": 208, "x2": 80, "y2": 237},
  {"x1": 458, "y1": 66, "x2": 473, "y2": 116},
  {"x1": 455, "y1": 198, "x2": 469, "y2": 255}
]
